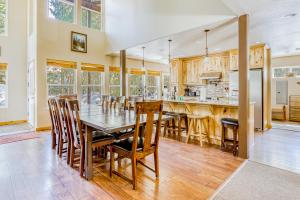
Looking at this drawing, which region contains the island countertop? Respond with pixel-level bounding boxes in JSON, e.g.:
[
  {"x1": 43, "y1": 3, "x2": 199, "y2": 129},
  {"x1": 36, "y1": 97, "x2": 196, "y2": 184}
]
[{"x1": 162, "y1": 99, "x2": 255, "y2": 107}]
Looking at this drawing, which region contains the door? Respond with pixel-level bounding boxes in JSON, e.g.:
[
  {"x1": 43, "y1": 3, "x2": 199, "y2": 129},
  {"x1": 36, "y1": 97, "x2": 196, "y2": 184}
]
[
  {"x1": 276, "y1": 80, "x2": 288, "y2": 105},
  {"x1": 27, "y1": 61, "x2": 36, "y2": 127}
]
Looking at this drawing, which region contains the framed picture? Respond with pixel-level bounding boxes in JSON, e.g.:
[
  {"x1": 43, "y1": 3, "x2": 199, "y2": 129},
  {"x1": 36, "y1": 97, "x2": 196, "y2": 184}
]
[{"x1": 71, "y1": 31, "x2": 87, "y2": 53}]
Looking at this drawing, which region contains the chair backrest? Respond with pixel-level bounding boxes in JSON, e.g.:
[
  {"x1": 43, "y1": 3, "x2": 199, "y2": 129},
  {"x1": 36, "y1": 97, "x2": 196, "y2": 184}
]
[
  {"x1": 66, "y1": 99, "x2": 84, "y2": 148},
  {"x1": 114, "y1": 96, "x2": 127, "y2": 109},
  {"x1": 128, "y1": 96, "x2": 143, "y2": 110},
  {"x1": 56, "y1": 98, "x2": 72, "y2": 142},
  {"x1": 48, "y1": 98, "x2": 59, "y2": 134},
  {"x1": 132, "y1": 101, "x2": 163, "y2": 154}
]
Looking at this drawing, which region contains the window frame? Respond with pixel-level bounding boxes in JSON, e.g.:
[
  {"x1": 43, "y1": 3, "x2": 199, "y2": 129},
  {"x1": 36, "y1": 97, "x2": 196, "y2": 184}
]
[
  {"x1": 47, "y1": 0, "x2": 77, "y2": 24},
  {"x1": 128, "y1": 73, "x2": 145, "y2": 97},
  {"x1": 46, "y1": 66, "x2": 77, "y2": 99},
  {"x1": 80, "y1": 70, "x2": 104, "y2": 105},
  {"x1": 109, "y1": 71, "x2": 121, "y2": 97},
  {"x1": 0, "y1": 0, "x2": 8, "y2": 36},
  {"x1": 0, "y1": 68, "x2": 8, "y2": 108},
  {"x1": 273, "y1": 66, "x2": 300, "y2": 78},
  {"x1": 145, "y1": 74, "x2": 161, "y2": 99}
]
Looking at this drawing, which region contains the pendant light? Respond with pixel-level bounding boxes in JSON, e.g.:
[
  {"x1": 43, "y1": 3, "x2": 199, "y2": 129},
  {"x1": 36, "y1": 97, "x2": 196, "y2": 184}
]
[
  {"x1": 203, "y1": 29, "x2": 210, "y2": 65},
  {"x1": 142, "y1": 46, "x2": 145, "y2": 70},
  {"x1": 168, "y1": 39, "x2": 172, "y2": 64}
]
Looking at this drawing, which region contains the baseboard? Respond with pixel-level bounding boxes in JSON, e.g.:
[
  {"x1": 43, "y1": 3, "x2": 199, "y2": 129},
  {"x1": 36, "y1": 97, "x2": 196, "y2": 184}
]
[
  {"x1": 0, "y1": 120, "x2": 27, "y2": 126},
  {"x1": 35, "y1": 126, "x2": 51, "y2": 131}
]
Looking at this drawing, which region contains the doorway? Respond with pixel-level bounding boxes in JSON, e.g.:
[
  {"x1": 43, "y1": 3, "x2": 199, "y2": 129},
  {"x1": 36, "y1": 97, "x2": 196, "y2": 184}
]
[{"x1": 27, "y1": 61, "x2": 36, "y2": 127}]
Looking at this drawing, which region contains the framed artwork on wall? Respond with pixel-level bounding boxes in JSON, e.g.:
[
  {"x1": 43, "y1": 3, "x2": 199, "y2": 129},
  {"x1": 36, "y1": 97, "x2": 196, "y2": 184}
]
[{"x1": 71, "y1": 31, "x2": 87, "y2": 53}]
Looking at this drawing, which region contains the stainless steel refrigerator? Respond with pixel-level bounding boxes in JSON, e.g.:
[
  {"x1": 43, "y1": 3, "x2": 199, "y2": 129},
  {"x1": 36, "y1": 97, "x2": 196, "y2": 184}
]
[{"x1": 229, "y1": 69, "x2": 263, "y2": 131}]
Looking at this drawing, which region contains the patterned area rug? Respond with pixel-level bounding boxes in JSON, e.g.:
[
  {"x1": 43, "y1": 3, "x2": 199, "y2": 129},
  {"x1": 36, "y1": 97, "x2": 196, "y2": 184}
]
[{"x1": 0, "y1": 132, "x2": 39, "y2": 145}]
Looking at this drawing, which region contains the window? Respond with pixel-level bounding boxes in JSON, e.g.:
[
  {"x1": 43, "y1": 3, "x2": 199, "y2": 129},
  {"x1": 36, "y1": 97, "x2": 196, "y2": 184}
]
[
  {"x1": 163, "y1": 74, "x2": 170, "y2": 88},
  {"x1": 46, "y1": 60, "x2": 76, "y2": 98},
  {"x1": 81, "y1": 0, "x2": 102, "y2": 30},
  {"x1": 0, "y1": 63, "x2": 7, "y2": 107},
  {"x1": 146, "y1": 71, "x2": 161, "y2": 99},
  {"x1": 128, "y1": 70, "x2": 144, "y2": 96},
  {"x1": 273, "y1": 66, "x2": 300, "y2": 78},
  {"x1": 48, "y1": 0, "x2": 75, "y2": 23},
  {"x1": 0, "y1": 0, "x2": 7, "y2": 35},
  {"x1": 80, "y1": 63, "x2": 104, "y2": 104},
  {"x1": 109, "y1": 67, "x2": 120, "y2": 97}
]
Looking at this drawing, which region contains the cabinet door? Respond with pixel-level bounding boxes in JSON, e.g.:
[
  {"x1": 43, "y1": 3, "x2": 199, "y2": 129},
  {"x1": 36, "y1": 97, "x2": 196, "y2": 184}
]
[
  {"x1": 254, "y1": 47, "x2": 264, "y2": 68},
  {"x1": 230, "y1": 53, "x2": 238, "y2": 71},
  {"x1": 170, "y1": 61, "x2": 178, "y2": 84},
  {"x1": 249, "y1": 48, "x2": 255, "y2": 68},
  {"x1": 182, "y1": 61, "x2": 188, "y2": 84},
  {"x1": 186, "y1": 60, "x2": 194, "y2": 84},
  {"x1": 193, "y1": 59, "x2": 202, "y2": 84}
]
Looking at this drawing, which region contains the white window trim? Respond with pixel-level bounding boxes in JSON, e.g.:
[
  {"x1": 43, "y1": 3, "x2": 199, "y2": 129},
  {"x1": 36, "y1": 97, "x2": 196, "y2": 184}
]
[
  {"x1": 47, "y1": 0, "x2": 77, "y2": 24},
  {"x1": 273, "y1": 66, "x2": 300, "y2": 78},
  {"x1": 81, "y1": 3, "x2": 102, "y2": 31},
  {"x1": 80, "y1": 71, "x2": 104, "y2": 104},
  {"x1": 0, "y1": 0, "x2": 8, "y2": 36},
  {"x1": 128, "y1": 74, "x2": 145, "y2": 96},
  {"x1": 0, "y1": 69, "x2": 8, "y2": 108},
  {"x1": 46, "y1": 66, "x2": 77, "y2": 99}
]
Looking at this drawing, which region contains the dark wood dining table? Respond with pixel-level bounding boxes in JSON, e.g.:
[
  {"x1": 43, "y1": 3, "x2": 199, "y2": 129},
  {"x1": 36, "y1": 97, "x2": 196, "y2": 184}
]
[{"x1": 80, "y1": 104, "x2": 171, "y2": 180}]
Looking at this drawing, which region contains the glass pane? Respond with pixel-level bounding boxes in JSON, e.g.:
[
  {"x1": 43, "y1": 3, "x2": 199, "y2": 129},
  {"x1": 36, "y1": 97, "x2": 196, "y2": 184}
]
[
  {"x1": 61, "y1": 68, "x2": 75, "y2": 84},
  {"x1": 48, "y1": 0, "x2": 75, "y2": 23},
  {"x1": 47, "y1": 67, "x2": 61, "y2": 84},
  {"x1": 109, "y1": 72, "x2": 120, "y2": 85},
  {"x1": 130, "y1": 87, "x2": 143, "y2": 96},
  {"x1": 292, "y1": 67, "x2": 300, "y2": 77},
  {"x1": 146, "y1": 76, "x2": 158, "y2": 86},
  {"x1": 81, "y1": 71, "x2": 89, "y2": 85},
  {"x1": 0, "y1": 71, "x2": 6, "y2": 84},
  {"x1": 0, "y1": 0, "x2": 6, "y2": 34},
  {"x1": 81, "y1": 0, "x2": 101, "y2": 30},
  {"x1": 61, "y1": 86, "x2": 74, "y2": 95},
  {"x1": 48, "y1": 86, "x2": 62, "y2": 97},
  {"x1": 163, "y1": 75, "x2": 170, "y2": 87},
  {"x1": 110, "y1": 86, "x2": 120, "y2": 97},
  {"x1": 273, "y1": 68, "x2": 289, "y2": 78},
  {"x1": 146, "y1": 87, "x2": 158, "y2": 99},
  {"x1": 129, "y1": 74, "x2": 143, "y2": 86},
  {"x1": 89, "y1": 72, "x2": 101, "y2": 85},
  {"x1": 91, "y1": 86, "x2": 101, "y2": 104},
  {"x1": 81, "y1": 86, "x2": 88, "y2": 104},
  {"x1": 0, "y1": 85, "x2": 6, "y2": 106}
]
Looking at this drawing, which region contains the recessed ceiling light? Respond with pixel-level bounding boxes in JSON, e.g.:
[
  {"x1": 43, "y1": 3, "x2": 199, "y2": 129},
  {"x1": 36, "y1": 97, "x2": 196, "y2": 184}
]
[{"x1": 281, "y1": 13, "x2": 297, "y2": 18}]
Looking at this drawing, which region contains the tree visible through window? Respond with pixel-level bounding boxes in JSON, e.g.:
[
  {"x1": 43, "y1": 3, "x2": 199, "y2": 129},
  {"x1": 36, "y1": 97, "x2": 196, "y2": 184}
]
[
  {"x1": 48, "y1": 0, "x2": 75, "y2": 23},
  {"x1": 129, "y1": 74, "x2": 144, "y2": 96},
  {"x1": 109, "y1": 72, "x2": 120, "y2": 97},
  {"x1": 81, "y1": 0, "x2": 102, "y2": 30},
  {"x1": 146, "y1": 75, "x2": 160, "y2": 99},
  {"x1": 81, "y1": 71, "x2": 103, "y2": 105},
  {"x1": 0, "y1": 0, "x2": 7, "y2": 35},
  {"x1": 0, "y1": 66, "x2": 7, "y2": 107},
  {"x1": 47, "y1": 66, "x2": 76, "y2": 97}
]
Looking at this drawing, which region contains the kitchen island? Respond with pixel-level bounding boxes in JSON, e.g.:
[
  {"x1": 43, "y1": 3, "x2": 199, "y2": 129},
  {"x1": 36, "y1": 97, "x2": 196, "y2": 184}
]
[{"x1": 163, "y1": 100, "x2": 255, "y2": 147}]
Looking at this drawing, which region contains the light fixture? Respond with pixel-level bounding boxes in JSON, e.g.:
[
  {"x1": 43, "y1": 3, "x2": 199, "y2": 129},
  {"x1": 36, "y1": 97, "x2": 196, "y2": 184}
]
[
  {"x1": 168, "y1": 39, "x2": 172, "y2": 64},
  {"x1": 281, "y1": 13, "x2": 297, "y2": 19},
  {"x1": 141, "y1": 46, "x2": 145, "y2": 69},
  {"x1": 203, "y1": 29, "x2": 210, "y2": 65}
]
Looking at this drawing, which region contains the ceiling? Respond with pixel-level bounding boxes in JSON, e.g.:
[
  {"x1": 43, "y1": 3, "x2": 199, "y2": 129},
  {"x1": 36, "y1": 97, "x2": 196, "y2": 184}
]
[{"x1": 125, "y1": 0, "x2": 300, "y2": 64}]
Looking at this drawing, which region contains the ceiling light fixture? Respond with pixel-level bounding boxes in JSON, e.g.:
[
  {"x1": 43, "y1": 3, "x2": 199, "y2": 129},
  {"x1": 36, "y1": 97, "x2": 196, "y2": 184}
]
[
  {"x1": 203, "y1": 29, "x2": 210, "y2": 65},
  {"x1": 281, "y1": 13, "x2": 297, "y2": 18},
  {"x1": 168, "y1": 39, "x2": 172, "y2": 64}
]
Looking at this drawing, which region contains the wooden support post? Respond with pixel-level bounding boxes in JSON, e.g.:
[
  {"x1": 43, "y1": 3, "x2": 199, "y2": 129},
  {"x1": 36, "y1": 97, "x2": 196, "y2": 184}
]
[
  {"x1": 120, "y1": 50, "x2": 127, "y2": 96},
  {"x1": 238, "y1": 14, "x2": 250, "y2": 159},
  {"x1": 265, "y1": 49, "x2": 272, "y2": 129}
]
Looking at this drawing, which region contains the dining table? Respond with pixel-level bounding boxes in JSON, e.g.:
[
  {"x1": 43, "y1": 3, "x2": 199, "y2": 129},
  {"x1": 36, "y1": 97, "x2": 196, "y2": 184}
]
[{"x1": 79, "y1": 104, "x2": 172, "y2": 180}]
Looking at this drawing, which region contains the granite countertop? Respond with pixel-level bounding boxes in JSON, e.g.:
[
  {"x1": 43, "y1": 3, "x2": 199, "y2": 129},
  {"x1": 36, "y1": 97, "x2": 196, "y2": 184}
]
[{"x1": 163, "y1": 99, "x2": 255, "y2": 107}]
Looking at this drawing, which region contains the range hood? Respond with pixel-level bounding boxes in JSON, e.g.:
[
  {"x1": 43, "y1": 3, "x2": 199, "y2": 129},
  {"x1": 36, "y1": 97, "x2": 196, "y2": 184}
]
[{"x1": 199, "y1": 72, "x2": 222, "y2": 80}]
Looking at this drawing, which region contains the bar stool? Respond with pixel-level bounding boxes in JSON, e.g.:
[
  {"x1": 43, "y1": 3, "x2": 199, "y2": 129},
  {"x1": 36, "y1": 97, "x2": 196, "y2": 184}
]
[
  {"x1": 221, "y1": 118, "x2": 239, "y2": 156},
  {"x1": 163, "y1": 111, "x2": 188, "y2": 142},
  {"x1": 186, "y1": 115, "x2": 210, "y2": 146}
]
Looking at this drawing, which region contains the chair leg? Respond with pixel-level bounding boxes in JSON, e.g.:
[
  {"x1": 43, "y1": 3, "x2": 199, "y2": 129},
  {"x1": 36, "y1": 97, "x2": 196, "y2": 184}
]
[
  {"x1": 67, "y1": 140, "x2": 71, "y2": 165},
  {"x1": 154, "y1": 150, "x2": 159, "y2": 178},
  {"x1": 70, "y1": 145, "x2": 75, "y2": 168},
  {"x1": 80, "y1": 145, "x2": 85, "y2": 178},
  {"x1": 163, "y1": 120, "x2": 168, "y2": 137},
  {"x1": 51, "y1": 130, "x2": 56, "y2": 149},
  {"x1": 178, "y1": 117, "x2": 182, "y2": 142},
  {"x1": 58, "y1": 134, "x2": 63, "y2": 158},
  {"x1": 131, "y1": 157, "x2": 137, "y2": 190},
  {"x1": 186, "y1": 119, "x2": 193, "y2": 143},
  {"x1": 110, "y1": 146, "x2": 114, "y2": 178},
  {"x1": 199, "y1": 119, "x2": 203, "y2": 147}
]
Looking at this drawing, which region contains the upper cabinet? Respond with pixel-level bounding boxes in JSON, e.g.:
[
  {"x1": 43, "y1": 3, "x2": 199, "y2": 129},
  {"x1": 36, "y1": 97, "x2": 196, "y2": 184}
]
[
  {"x1": 170, "y1": 59, "x2": 180, "y2": 84},
  {"x1": 230, "y1": 44, "x2": 266, "y2": 71},
  {"x1": 182, "y1": 59, "x2": 203, "y2": 85}
]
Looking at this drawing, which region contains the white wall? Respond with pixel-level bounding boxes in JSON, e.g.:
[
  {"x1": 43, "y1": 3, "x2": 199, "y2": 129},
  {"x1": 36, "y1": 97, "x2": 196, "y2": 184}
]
[
  {"x1": 272, "y1": 55, "x2": 300, "y2": 68},
  {"x1": 0, "y1": 0, "x2": 28, "y2": 122},
  {"x1": 105, "y1": 0, "x2": 235, "y2": 52},
  {"x1": 36, "y1": 0, "x2": 109, "y2": 128}
]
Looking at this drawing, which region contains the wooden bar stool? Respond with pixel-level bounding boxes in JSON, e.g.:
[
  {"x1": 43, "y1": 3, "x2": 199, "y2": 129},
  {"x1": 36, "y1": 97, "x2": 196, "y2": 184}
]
[
  {"x1": 221, "y1": 118, "x2": 239, "y2": 156},
  {"x1": 163, "y1": 111, "x2": 188, "y2": 142},
  {"x1": 186, "y1": 115, "x2": 210, "y2": 146}
]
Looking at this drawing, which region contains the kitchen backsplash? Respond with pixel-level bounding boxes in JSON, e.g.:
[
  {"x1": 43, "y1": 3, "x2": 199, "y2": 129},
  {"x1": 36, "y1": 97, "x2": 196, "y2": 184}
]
[{"x1": 206, "y1": 81, "x2": 229, "y2": 100}]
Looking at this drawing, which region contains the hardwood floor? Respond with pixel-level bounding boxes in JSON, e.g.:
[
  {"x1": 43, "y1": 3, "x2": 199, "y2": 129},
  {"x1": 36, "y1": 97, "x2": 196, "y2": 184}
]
[
  {"x1": 0, "y1": 132, "x2": 243, "y2": 200},
  {"x1": 250, "y1": 126, "x2": 300, "y2": 174}
]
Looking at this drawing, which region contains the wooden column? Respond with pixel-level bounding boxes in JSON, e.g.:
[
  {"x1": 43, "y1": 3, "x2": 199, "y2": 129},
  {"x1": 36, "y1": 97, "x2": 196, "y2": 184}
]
[
  {"x1": 238, "y1": 14, "x2": 250, "y2": 159},
  {"x1": 120, "y1": 50, "x2": 127, "y2": 96},
  {"x1": 265, "y1": 49, "x2": 272, "y2": 128}
]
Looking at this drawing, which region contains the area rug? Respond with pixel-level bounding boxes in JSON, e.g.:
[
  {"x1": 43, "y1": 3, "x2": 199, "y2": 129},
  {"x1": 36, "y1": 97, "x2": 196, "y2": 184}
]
[
  {"x1": 211, "y1": 161, "x2": 300, "y2": 200},
  {"x1": 0, "y1": 132, "x2": 39, "y2": 145},
  {"x1": 272, "y1": 123, "x2": 300, "y2": 132}
]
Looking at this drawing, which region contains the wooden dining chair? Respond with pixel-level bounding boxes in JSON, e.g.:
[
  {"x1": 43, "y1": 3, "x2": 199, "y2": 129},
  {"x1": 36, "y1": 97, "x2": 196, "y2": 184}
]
[
  {"x1": 109, "y1": 100, "x2": 163, "y2": 190},
  {"x1": 59, "y1": 94, "x2": 77, "y2": 100},
  {"x1": 48, "y1": 98, "x2": 58, "y2": 150},
  {"x1": 66, "y1": 99, "x2": 115, "y2": 177}
]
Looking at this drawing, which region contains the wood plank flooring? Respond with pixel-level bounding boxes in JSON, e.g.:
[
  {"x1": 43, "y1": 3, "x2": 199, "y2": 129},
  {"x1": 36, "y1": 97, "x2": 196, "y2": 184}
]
[{"x1": 0, "y1": 132, "x2": 243, "y2": 200}]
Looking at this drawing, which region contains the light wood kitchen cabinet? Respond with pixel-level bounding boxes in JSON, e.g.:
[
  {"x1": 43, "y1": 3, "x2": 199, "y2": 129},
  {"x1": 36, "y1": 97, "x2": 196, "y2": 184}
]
[
  {"x1": 229, "y1": 50, "x2": 239, "y2": 71},
  {"x1": 252, "y1": 45, "x2": 264, "y2": 68},
  {"x1": 170, "y1": 60, "x2": 180, "y2": 84},
  {"x1": 182, "y1": 59, "x2": 203, "y2": 85}
]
